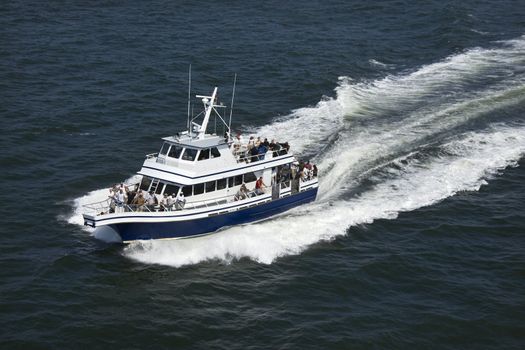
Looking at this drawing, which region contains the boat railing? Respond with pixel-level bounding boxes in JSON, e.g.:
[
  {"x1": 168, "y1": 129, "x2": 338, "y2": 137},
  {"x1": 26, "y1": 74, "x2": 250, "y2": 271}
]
[
  {"x1": 231, "y1": 146, "x2": 288, "y2": 164},
  {"x1": 83, "y1": 188, "x2": 268, "y2": 216}
]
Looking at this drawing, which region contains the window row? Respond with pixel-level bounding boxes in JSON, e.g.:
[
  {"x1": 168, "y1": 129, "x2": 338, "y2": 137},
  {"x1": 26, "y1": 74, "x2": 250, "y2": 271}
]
[
  {"x1": 159, "y1": 143, "x2": 221, "y2": 162},
  {"x1": 140, "y1": 172, "x2": 258, "y2": 198}
]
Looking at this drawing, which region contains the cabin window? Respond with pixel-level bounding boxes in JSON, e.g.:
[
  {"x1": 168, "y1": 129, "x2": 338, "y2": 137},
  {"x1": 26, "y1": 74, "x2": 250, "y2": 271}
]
[
  {"x1": 244, "y1": 172, "x2": 257, "y2": 183},
  {"x1": 159, "y1": 143, "x2": 169, "y2": 156},
  {"x1": 234, "y1": 175, "x2": 243, "y2": 186},
  {"x1": 211, "y1": 147, "x2": 221, "y2": 158},
  {"x1": 205, "y1": 181, "x2": 215, "y2": 193},
  {"x1": 155, "y1": 183, "x2": 164, "y2": 195},
  {"x1": 217, "y1": 178, "x2": 227, "y2": 190},
  {"x1": 168, "y1": 145, "x2": 183, "y2": 159},
  {"x1": 198, "y1": 149, "x2": 210, "y2": 161},
  {"x1": 182, "y1": 186, "x2": 192, "y2": 197},
  {"x1": 140, "y1": 177, "x2": 152, "y2": 191},
  {"x1": 193, "y1": 183, "x2": 204, "y2": 195},
  {"x1": 164, "y1": 184, "x2": 180, "y2": 196},
  {"x1": 181, "y1": 148, "x2": 197, "y2": 161}
]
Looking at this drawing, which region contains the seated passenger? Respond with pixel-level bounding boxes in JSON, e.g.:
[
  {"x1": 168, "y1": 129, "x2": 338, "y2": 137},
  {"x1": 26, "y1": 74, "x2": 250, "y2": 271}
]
[
  {"x1": 255, "y1": 177, "x2": 267, "y2": 195},
  {"x1": 313, "y1": 164, "x2": 318, "y2": 177},
  {"x1": 235, "y1": 183, "x2": 249, "y2": 201}
]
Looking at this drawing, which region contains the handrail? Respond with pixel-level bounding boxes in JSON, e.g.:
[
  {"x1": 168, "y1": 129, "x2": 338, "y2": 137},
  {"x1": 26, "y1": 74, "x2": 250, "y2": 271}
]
[{"x1": 82, "y1": 188, "x2": 266, "y2": 216}]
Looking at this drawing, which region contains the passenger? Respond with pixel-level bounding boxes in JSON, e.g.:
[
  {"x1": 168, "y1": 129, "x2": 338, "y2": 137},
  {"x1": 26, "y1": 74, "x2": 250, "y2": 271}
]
[
  {"x1": 305, "y1": 161, "x2": 312, "y2": 170},
  {"x1": 272, "y1": 142, "x2": 281, "y2": 157},
  {"x1": 133, "y1": 192, "x2": 146, "y2": 211},
  {"x1": 247, "y1": 136, "x2": 255, "y2": 150},
  {"x1": 115, "y1": 189, "x2": 127, "y2": 213},
  {"x1": 160, "y1": 193, "x2": 168, "y2": 211},
  {"x1": 269, "y1": 139, "x2": 276, "y2": 150},
  {"x1": 313, "y1": 165, "x2": 318, "y2": 177},
  {"x1": 127, "y1": 190, "x2": 136, "y2": 205},
  {"x1": 302, "y1": 168, "x2": 311, "y2": 181},
  {"x1": 257, "y1": 144, "x2": 267, "y2": 160},
  {"x1": 263, "y1": 138, "x2": 270, "y2": 147},
  {"x1": 240, "y1": 183, "x2": 249, "y2": 197},
  {"x1": 108, "y1": 187, "x2": 116, "y2": 213},
  {"x1": 144, "y1": 191, "x2": 156, "y2": 211},
  {"x1": 119, "y1": 183, "x2": 128, "y2": 193},
  {"x1": 175, "y1": 191, "x2": 186, "y2": 210},
  {"x1": 255, "y1": 136, "x2": 261, "y2": 148},
  {"x1": 233, "y1": 132, "x2": 243, "y2": 152},
  {"x1": 249, "y1": 145, "x2": 259, "y2": 162},
  {"x1": 166, "y1": 193, "x2": 176, "y2": 210},
  {"x1": 255, "y1": 177, "x2": 267, "y2": 195},
  {"x1": 235, "y1": 183, "x2": 249, "y2": 200}
]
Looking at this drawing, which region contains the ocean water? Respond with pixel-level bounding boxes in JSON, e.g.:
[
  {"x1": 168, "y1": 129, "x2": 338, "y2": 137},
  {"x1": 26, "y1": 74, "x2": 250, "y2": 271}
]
[{"x1": 1, "y1": 1, "x2": 525, "y2": 349}]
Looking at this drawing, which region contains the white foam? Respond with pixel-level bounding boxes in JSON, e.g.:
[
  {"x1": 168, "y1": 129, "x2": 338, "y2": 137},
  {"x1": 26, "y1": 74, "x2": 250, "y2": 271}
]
[{"x1": 254, "y1": 36, "x2": 525, "y2": 154}]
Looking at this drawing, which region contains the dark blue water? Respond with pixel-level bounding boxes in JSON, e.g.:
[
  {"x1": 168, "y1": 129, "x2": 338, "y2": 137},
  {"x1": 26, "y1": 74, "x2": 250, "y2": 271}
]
[{"x1": 1, "y1": 1, "x2": 525, "y2": 349}]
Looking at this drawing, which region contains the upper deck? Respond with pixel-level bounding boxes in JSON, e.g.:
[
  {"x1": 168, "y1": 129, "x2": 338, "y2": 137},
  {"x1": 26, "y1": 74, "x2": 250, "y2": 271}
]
[{"x1": 140, "y1": 132, "x2": 294, "y2": 186}]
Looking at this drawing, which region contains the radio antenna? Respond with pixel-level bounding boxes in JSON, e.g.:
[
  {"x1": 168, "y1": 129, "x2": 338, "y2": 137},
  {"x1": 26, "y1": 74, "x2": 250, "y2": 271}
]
[
  {"x1": 228, "y1": 73, "x2": 237, "y2": 137},
  {"x1": 187, "y1": 64, "x2": 191, "y2": 134}
]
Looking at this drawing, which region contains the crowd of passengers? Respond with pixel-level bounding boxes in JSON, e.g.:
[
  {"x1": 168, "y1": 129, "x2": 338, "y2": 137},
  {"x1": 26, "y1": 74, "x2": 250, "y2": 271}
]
[
  {"x1": 105, "y1": 160, "x2": 318, "y2": 214},
  {"x1": 231, "y1": 132, "x2": 290, "y2": 163},
  {"x1": 107, "y1": 183, "x2": 187, "y2": 213}
]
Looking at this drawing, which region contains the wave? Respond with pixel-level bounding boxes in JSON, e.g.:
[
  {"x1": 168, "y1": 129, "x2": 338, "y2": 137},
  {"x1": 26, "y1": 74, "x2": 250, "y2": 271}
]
[
  {"x1": 66, "y1": 35, "x2": 525, "y2": 266},
  {"x1": 123, "y1": 124, "x2": 525, "y2": 267}
]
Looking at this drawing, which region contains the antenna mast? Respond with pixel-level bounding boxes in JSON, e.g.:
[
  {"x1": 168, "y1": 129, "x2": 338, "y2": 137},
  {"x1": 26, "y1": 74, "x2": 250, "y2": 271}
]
[
  {"x1": 187, "y1": 64, "x2": 191, "y2": 134},
  {"x1": 228, "y1": 73, "x2": 237, "y2": 136}
]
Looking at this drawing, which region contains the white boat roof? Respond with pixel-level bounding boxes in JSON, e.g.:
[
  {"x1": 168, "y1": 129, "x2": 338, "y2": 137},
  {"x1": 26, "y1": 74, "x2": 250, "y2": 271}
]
[{"x1": 162, "y1": 133, "x2": 225, "y2": 149}]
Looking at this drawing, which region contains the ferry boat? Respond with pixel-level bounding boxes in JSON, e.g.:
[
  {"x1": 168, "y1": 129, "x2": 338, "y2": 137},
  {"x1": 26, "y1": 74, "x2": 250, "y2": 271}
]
[{"x1": 82, "y1": 85, "x2": 319, "y2": 242}]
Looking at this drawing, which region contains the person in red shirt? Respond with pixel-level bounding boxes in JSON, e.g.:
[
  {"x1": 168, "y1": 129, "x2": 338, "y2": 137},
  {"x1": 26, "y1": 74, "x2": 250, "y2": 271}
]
[{"x1": 255, "y1": 177, "x2": 267, "y2": 195}]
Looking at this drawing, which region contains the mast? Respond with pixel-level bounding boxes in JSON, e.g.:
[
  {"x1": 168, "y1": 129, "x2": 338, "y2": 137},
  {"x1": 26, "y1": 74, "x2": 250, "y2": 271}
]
[
  {"x1": 195, "y1": 87, "x2": 218, "y2": 139},
  {"x1": 187, "y1": 64, "x2": 192, "y2": 134},
  {"x1": 228, "y1": 73, "x2": 237, "y2": 137}
]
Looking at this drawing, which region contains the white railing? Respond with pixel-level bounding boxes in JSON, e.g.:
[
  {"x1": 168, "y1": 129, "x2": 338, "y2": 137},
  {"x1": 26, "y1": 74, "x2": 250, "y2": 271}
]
[
  {"x1": 83, "y1": 189, "x2": 266, "y2": 216},
  {"x1": 82, "y1": 177, "x2": 317, "y2": 218}
]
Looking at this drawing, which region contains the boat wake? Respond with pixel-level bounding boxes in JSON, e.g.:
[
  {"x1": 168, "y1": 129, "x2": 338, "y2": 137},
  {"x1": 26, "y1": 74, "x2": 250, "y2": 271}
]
[{"x1": 67, "y1": 36, "x2": 525, "y2": 267}]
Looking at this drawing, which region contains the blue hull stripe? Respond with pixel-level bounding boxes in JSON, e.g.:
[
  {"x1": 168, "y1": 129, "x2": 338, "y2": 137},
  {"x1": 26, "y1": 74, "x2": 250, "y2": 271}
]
[{"x1": 111, "y1": 188, "x2": 317, "y2": 241}]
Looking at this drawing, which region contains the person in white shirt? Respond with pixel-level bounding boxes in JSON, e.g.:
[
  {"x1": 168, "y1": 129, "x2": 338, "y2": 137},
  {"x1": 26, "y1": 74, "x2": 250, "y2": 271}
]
[
  {"x1": 167, "y1": 193, "x2": 176, "y2": 210},
  {"x1": 115, "y1": 189, "x2": 127, "y2": 213},
  {"x1": 175, "y1": 191, "x2": 186, "y2": 210},
  {"x1": 160, "y1": 193, "x2": 168, "y2": 211}
]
